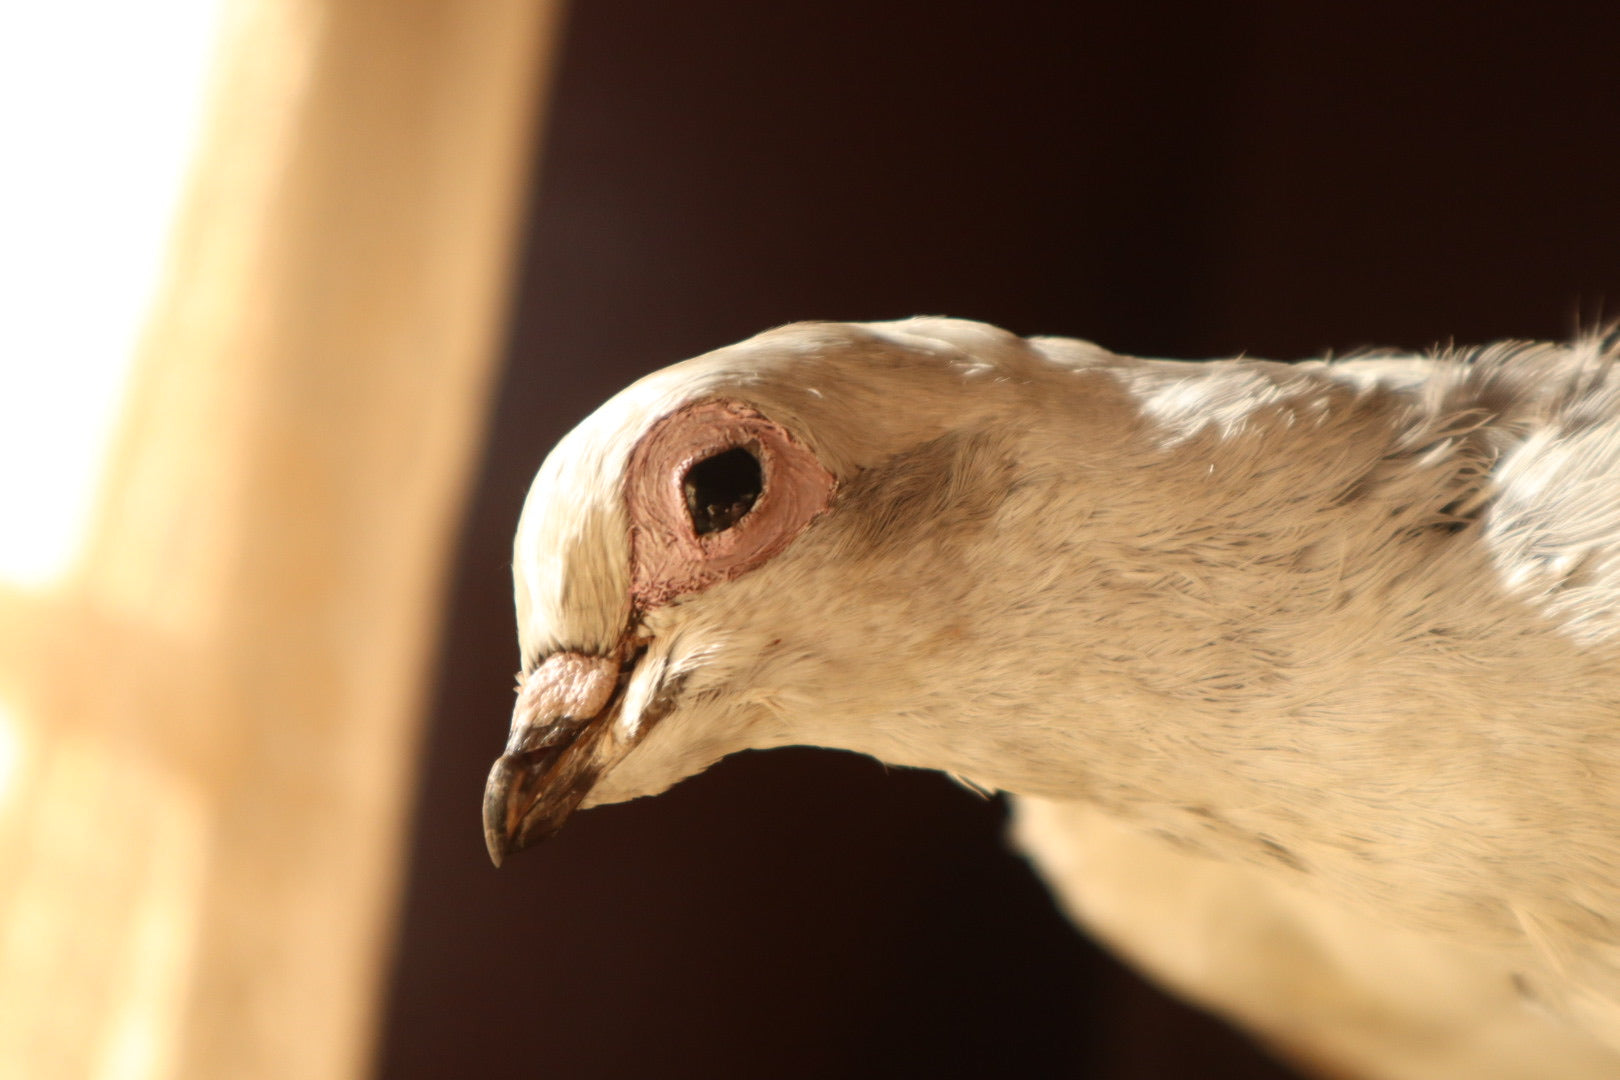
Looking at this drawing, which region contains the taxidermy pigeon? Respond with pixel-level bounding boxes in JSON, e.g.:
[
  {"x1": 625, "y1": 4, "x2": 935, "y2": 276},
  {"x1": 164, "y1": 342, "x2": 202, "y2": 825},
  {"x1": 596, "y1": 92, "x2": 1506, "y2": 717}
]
[{"x1": 484, "y1": 318, "x2": 1620, "y2": 1080}]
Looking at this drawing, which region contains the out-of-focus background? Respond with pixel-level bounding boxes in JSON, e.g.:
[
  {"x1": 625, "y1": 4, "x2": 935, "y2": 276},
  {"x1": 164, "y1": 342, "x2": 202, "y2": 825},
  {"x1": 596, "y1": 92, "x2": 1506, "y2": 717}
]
[{"x1": 3, "y1": 2, "x2": 1617, "y2": 1078}]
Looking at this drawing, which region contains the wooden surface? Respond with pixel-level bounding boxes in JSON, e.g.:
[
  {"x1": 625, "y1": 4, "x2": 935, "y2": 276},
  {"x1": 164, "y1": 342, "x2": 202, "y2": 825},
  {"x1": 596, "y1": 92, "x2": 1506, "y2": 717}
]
[{"x1": 0, "y1": 2, "x2": 562, "y2": 1077}]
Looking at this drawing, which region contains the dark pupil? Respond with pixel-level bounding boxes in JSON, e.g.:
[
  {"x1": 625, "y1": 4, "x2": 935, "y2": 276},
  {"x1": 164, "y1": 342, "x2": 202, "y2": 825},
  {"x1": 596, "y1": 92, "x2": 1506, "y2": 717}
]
[{"x1": 684, "y1": 446, "x2": 762, "y2": 534}]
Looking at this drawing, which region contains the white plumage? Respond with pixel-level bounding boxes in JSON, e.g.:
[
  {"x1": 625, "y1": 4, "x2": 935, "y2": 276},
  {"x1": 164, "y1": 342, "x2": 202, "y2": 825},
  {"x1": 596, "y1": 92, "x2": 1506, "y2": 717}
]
[{"x1": 485, "y1": 318, "x2": 1620, "y2": 1079}]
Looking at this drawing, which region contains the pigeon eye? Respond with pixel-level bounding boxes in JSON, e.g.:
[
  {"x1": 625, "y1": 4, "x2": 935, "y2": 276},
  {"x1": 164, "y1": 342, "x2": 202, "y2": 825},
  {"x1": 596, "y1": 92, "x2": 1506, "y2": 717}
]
[
  {"x1": 683, "y1": 446, "x2": 762, "y2": 534},
  {"x1": 627, "y1": 398, "x2": 834, "y2": 610}
]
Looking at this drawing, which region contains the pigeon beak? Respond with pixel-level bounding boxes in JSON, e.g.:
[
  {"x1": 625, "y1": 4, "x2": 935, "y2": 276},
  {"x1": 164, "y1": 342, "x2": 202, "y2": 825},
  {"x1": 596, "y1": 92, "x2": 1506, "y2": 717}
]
[{"x1": 482, "y1": 651, "x2": 628, "y2": 866}]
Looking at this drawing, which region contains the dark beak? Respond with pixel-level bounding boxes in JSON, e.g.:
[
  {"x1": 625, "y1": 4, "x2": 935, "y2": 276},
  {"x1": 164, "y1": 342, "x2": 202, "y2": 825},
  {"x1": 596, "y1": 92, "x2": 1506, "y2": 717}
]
[
  {"x1": 482, "y1": 718, "x2": 615, "y2": 865},
  {"x1": 482, "y1": 651, "x2": 625, "y2": 866}
]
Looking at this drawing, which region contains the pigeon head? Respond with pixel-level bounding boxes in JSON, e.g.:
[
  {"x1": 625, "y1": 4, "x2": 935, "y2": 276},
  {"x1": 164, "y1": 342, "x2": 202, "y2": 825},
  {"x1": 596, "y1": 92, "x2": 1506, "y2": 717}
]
[
  {"x1": 486, "y1": 316, "x2": 1617, "y2": 898},
  {"x1": 482, "y1": 317, "x2": 1132, "y2": 863}
]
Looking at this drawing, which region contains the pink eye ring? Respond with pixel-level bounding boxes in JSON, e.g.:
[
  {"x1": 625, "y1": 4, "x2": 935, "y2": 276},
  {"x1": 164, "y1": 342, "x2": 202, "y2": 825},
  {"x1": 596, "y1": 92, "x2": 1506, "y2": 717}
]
[{"x1": 625, "y1": 398, "x2": 836, "y2": 610}]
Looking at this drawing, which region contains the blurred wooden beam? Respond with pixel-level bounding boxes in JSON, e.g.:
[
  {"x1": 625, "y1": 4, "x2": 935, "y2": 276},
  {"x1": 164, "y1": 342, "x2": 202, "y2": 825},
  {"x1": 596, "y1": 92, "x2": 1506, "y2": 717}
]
[{"x1": 0, "y1": 1, "x2": 563, "y2": 1078}]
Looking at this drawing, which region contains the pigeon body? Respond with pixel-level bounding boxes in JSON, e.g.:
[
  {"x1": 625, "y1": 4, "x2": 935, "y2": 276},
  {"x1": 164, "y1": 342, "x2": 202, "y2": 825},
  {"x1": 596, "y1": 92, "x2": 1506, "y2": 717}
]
[{"x1": 487, "y1": 318, "x2": 1620, "y2": 1079}]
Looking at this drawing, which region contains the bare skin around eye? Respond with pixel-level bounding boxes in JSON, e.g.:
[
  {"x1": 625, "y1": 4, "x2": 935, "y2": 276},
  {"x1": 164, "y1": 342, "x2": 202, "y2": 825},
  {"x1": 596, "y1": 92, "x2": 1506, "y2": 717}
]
[{"x1": 625, "y1": 399, "x2": 835, "y2": 610}]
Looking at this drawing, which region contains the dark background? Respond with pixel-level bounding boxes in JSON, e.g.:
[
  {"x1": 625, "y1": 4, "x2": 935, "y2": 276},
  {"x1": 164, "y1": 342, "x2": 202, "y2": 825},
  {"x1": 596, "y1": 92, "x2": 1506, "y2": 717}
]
[{"x1": 379, "y1": 3, "x2": 1620, "y2": 1078}]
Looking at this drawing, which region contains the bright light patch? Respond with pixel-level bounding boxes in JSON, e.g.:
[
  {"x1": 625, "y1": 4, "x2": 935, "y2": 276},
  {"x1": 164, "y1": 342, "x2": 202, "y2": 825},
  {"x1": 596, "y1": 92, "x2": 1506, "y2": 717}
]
[{"x1": 0, "y1": 1, "x2": 225, "y2": 588}]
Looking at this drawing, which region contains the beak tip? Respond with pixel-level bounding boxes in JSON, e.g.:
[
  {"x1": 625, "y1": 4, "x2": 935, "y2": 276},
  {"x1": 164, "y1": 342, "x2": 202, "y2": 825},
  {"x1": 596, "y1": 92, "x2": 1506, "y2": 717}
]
[
  {"x1": 484, "y1": 703, "x2": 612, "y2": 869},
  {"x1": 482, "y1": 753, "x2": 561, "y2": 868},
  {"x1": 482, "y1": 756, "x2": 518, "y2": 869},
  {"x1": 484, "y1": 827, "x2": 508, "y2": 868}
]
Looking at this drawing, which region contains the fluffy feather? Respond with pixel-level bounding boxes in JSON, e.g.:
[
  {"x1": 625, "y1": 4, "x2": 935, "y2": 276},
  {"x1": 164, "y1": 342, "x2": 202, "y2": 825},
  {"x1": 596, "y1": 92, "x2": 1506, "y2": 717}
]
[{"x1": 507, "y1": 318, "x2": 1620, "y2": 1079}]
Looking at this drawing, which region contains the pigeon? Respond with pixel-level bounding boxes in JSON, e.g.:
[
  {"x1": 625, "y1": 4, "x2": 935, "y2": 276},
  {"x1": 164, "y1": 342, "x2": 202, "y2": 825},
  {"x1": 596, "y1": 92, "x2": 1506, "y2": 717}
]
[{"x1": 484, "y1": 318, "x2": 1620, "y2": 1080}]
